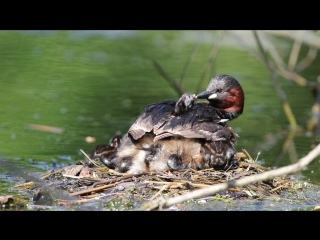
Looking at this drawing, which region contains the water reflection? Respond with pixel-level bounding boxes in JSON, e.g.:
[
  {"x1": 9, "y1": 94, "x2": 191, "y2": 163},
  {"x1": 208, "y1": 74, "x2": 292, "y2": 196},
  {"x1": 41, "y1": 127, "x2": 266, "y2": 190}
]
[{"x1": 1, "y1": 30, "x2": 320, "y2": 192}]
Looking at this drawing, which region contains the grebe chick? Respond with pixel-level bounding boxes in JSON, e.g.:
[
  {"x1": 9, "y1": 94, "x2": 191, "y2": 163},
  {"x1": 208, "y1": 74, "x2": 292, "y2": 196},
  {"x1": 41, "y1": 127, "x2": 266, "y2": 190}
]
[
  {"x1": 113, "y1": 129, "x2": 238, "y2": 174},
  {"x1": 88, "y1": 135, "x2": 123, "y2": 168}
]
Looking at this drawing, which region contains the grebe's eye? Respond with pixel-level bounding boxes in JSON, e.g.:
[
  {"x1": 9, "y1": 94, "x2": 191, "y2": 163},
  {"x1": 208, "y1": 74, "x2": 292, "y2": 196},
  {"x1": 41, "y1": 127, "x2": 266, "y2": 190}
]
[{"x1": 217, "y1": 88, "x2": 222, "y2": 93}]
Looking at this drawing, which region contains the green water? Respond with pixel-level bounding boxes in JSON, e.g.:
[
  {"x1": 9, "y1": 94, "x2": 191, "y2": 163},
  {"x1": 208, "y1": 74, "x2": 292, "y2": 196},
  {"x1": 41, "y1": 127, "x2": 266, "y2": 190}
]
[{"x1": 1, "y1": 30, "x2": 320, "y2": 199}]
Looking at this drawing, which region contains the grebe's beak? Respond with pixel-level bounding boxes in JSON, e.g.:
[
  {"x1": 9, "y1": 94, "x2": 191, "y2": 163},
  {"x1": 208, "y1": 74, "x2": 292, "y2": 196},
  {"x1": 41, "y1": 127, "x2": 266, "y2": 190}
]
[{"x1": 196, "y1": 90, "x2": 217, "y2": 99}]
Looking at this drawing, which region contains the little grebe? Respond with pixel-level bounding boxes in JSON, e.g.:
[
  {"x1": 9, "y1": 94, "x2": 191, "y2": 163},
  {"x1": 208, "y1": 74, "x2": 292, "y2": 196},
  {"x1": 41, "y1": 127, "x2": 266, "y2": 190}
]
[
  {"x1": 128, "y1": 74, "x2": 244, "y2": 142},
  {"x1": 89, "y1": 74, "x2": 244, "y2": 173}
]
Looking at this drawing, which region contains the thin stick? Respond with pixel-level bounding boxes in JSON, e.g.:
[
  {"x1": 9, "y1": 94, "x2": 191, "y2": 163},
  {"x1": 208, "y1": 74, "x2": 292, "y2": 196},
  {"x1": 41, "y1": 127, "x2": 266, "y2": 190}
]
[
  {"x1": 69, "y1": 177, "x2": 137, "y2": 197},
  {"x1": 69, "y1": 184, "x2": 116, "y2": 196},
  {"x1": 288, "y1": 38, "x2": 302, "y2": 70},
  {"x1": 56, "y1": 198, "x2": 95, "y2": 205},
  {"x1": 272, "y1": 128, "x2": 297, "y2": 167},
  {"x1": 40, "y1": 168, "x2": 65, "y2": 180},
  {"x1": 242, "y1": 149, "x2": 254, "y2": 161},
  {"x1": 151, "y1": 59, "x2": 184, "y2": 96},
  {"x1": 145, "y1": 181, "x2": 182, "y2": 185},
  {"x1": 253, "y1": 30, "x2": 297, "y2": 129},
  {"x1": 296, "y1": 47, "x2": 317, "y2": 72},
  {"x1": 92, "y1": 172, "x2": 148, "y2": 187},
  {"x1": 179, "y1": 33, "x2": 202, "y2": 86},
  {"x1": 12, "y1": 182, "x2": 35, "y2": 189},
  {"x1": 63, "y1": 174, "x2": 84, "y2": 179},
  {"x1": 269, "y1": 183, "x2": 290, "y2": 193},
  {"x1": 195, "y1": 31, "x2": 224, "y2": 93},
  {"x1": 150, "y1": 184, "x2": 168, "y2": 201},
  {"x1": 264, "y1": 30, "x2": 320, "y2": 49},
  {"x1": 80, "y1": 149, "x2": 101, "y2": 168},
  {"x1": 238, "y1": 162, "x2": 270, "y2": 172}
]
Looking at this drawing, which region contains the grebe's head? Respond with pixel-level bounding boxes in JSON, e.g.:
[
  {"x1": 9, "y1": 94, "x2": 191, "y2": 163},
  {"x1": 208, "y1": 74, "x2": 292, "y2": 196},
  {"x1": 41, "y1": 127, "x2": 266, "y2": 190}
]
[{"x1": 196, "y1": 74, "x2": 245, "y2": 120}]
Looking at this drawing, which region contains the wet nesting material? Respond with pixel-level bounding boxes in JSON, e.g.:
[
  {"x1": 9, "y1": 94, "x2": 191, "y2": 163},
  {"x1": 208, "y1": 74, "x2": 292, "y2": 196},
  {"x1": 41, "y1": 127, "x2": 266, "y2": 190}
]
[{"x1": 13, "y1": 150, "x2": 293, "y2": 210}]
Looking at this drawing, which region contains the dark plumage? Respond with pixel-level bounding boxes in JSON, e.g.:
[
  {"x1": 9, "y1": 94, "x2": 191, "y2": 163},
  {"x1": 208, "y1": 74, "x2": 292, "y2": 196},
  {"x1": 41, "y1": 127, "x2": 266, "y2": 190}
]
[
  {"x1": 128, "y1": 74, "x2": 244, "y2": 142},
  {"x1": 90, "y1": 74, "x2": 245, "y2": 173}
]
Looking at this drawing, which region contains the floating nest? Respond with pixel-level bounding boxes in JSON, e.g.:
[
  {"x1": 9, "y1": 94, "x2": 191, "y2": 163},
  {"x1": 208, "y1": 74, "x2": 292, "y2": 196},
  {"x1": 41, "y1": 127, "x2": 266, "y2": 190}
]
[{"x1": 11, "y1": 149, "x2": 296, "y2": 211}]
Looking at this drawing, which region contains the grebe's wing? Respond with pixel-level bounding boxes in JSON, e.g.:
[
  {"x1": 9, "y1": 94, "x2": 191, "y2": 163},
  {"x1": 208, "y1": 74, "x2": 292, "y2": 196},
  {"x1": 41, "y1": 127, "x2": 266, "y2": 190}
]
[
  {"x1": 153, "y1": 103, "x2": 229, "y2": 141},
  {"x1": 128, "y1": 100, "x2": 176, "y2": 140}
]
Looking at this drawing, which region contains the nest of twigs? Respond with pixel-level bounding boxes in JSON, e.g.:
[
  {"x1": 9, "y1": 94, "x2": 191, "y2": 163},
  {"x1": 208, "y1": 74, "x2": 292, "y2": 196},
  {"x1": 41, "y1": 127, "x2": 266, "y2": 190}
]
[{"x1": 13, "y1": 149, "x2": 293, "y2": 211}]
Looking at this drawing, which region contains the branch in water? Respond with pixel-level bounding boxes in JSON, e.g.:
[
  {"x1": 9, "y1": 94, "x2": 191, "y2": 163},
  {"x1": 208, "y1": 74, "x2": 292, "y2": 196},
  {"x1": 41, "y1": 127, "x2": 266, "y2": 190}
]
[{"x1": 151, "y1": 59, "x2": 184, "y2": 96}]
